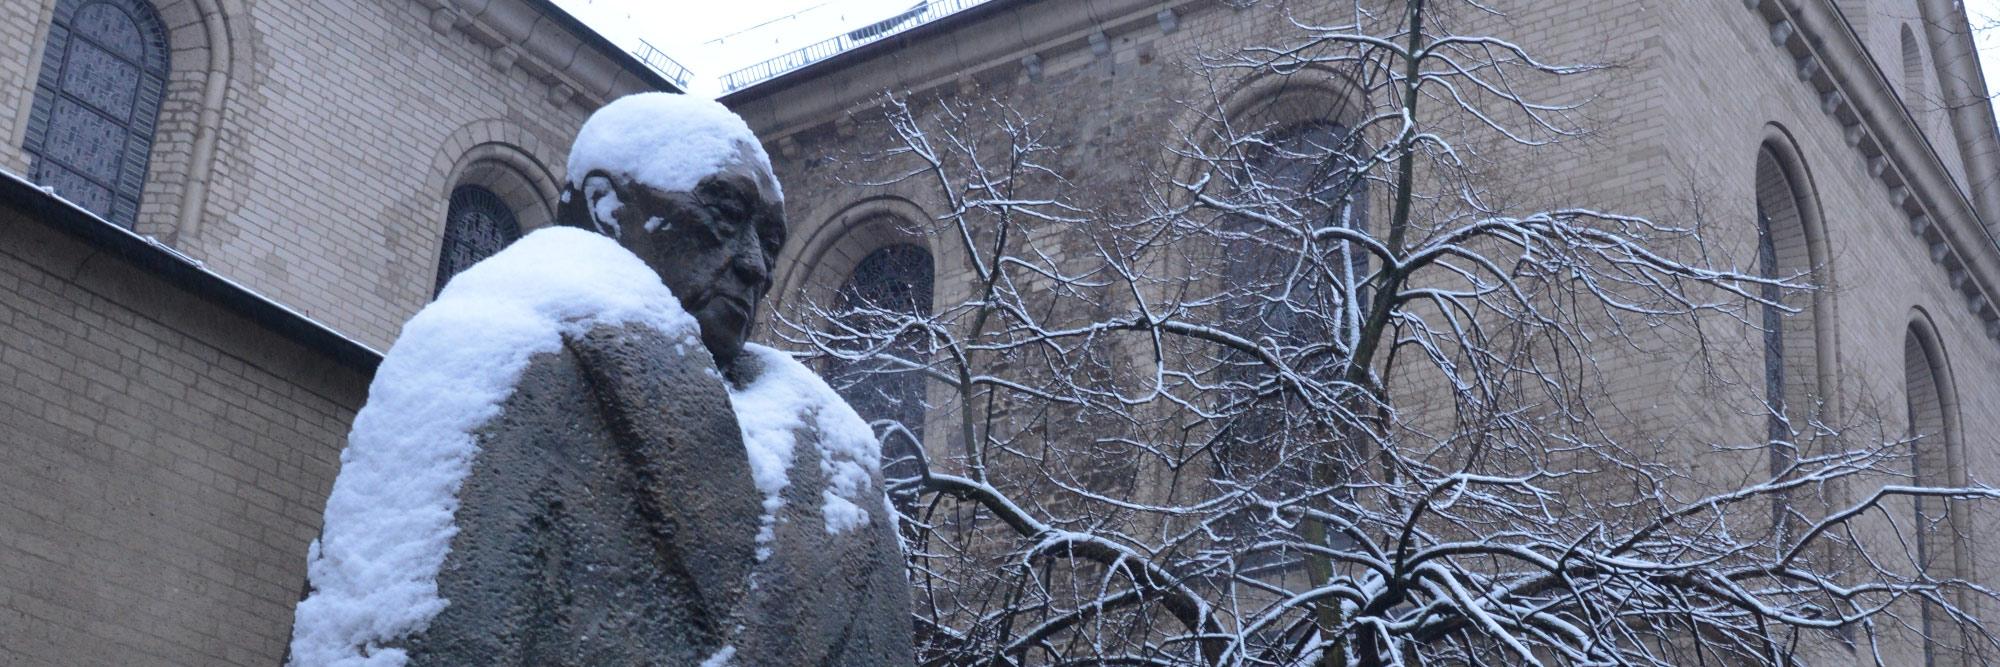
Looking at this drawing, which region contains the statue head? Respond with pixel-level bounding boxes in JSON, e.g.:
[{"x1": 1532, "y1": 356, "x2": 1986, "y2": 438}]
[{"x1": 558, "y1": 93, "x2": 786, "y2": 372}]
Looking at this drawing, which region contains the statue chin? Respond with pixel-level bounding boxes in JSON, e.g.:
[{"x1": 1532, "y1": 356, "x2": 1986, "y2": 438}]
[
  {"x1": 693, "y1": 303, "x2": 749, "y2": 368},
  {"x1": 706, "y1": 334, "x2": 745, "y2": 377}
]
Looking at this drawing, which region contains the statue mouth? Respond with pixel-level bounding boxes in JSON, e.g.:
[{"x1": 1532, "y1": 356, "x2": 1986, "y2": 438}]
[
  {"x1": 706, "y1": 294, "x2": 751, "y2": 317},
  {"x1": 696, "y1": 294, "x2": 754, "y2": 336}
]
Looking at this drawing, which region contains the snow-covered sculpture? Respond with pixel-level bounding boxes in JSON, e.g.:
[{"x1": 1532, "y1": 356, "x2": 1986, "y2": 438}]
[{"x1": 287, "y1": 93, "x2": 913, "y2": 667}]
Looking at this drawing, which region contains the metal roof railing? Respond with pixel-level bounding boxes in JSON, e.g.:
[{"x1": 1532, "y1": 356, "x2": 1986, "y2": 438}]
[
  {"x1": 719, "y1": 0, "x2": 994, "y2": 93},
  {"x1": 631, "y1": 39, "x2": 695, "y2": 89}
]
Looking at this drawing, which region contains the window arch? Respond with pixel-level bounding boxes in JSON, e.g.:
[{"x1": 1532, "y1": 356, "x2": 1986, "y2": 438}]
[
  {"x1": 440, "y1": 140, "x2": 561, "y2": 233},
  {"x1": 1901, "y1": 24, "x2": 1929, "y2": 106},
  {"x1": 1904, "y1": 319, "x2": 1966, "y2": 666},
  {"x1": 829, "y1": 243, "x2": 935, "y2": 506},
  {"x1": 1205, "y1": 96, "x2": 1372, "y2": 570},
  {"x1": 433, "y1": 185, "x2": 523, "y2": 295},
  {"x1": 1224, "y1": 118, "x2": 1371, "y2": 340},
  {"x1": 24, "y1": 0, "x2": 171, "y2": 227},
  {"x1": 1752, "y1": 144, "x2": 1824, "y2": 474}
]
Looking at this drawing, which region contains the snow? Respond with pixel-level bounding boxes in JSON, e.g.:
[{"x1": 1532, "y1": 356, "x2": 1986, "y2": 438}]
[
  {"x1": 589, "y1": 186, "x2": 624, "y2": 237},
  {"x1": 565, "y1": 92, "x2": 782, "y2": 204},
  {"x1": 727, "y1": 344, "x2": 886, "y2": 545},
  {"x1": 286, "y1": 227, "x2": 700, "y2": 667},
  {"x1": 699, "y1": 645, "x2": 737, "y2": 667}
]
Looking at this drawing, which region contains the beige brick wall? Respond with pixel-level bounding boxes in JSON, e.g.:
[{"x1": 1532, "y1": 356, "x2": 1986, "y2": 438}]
[
  {"x1": 0, "y1": 196, "x2": 368, "y2": 666},
  {"x1": 164, "y1": 0, "x2": 592, "y2": 350},
  {"x1": 0, "y1": 0, "x2": 40, "y2": 176},
  {"x1": 0, "y1": 0, "x2": 660, "y2": 351}
]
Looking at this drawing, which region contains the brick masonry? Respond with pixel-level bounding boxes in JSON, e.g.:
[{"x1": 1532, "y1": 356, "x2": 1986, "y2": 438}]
[
  {"x1": 0, "y1": 194, "x2": 368, "y2": 665},
  {"x1": 0, "y1": 0, "x2": 1993, "y2": 662},
  {"x1": 734, "y1": 0, "x2": 2000, "y2": 657},
  {"x1": 0, "y1": 0, "x2": 662, "y2": 352}
]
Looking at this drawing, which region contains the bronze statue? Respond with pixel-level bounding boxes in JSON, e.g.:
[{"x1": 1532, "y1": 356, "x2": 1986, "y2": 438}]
[{"x1": 289, "y1": 94, "x2": 912, "y2": 667}]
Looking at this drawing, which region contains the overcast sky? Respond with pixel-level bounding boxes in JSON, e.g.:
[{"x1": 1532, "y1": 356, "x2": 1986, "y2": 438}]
[
  {"x1": 554, "y1": 0, "x2": 2000, "y2": 101},
  {"x1": 553, "y1": 0, "x2": 926, "y2": 96},
  {"x1": 1970, "y1": 0, "x2": 2000, "y2": 105}
]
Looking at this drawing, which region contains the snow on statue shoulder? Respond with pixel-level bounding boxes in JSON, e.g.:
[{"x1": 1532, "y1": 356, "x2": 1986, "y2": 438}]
[{"x1": 286, "y1": 227, "x2": 748, "y2": 666}]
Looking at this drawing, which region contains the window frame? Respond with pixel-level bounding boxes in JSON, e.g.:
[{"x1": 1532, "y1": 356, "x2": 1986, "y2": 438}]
[
  {"x1": 23, "y1": 0, "x2": 172, "y2": 227},
  {"x1": 432, "y1": 184, "x2": 525, "y2": 296}
]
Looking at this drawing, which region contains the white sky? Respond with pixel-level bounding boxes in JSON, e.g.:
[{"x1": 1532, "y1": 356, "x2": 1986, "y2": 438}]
[
  {"x1": 553, "y1": 0, "x2": 925, "y2": 96},
  {"x1": 556, "y1": 0, "x2": 2000, "y2": 103},
  {"x1": 1969, "y1": 0, "x2": 2000, "y2": 104}
]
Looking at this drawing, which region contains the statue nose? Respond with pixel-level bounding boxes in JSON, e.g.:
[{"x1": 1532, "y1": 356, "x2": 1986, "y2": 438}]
[{"x1": 731, "y1": 247, "x2": 768, "y2": 289}]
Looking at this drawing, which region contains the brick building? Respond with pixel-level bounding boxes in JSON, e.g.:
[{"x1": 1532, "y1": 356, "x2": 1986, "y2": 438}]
[
  {"x1": 0, "y1": 0, "x2": 1998, "y2": 664},
  {"x1": 0, "y1": 0, "x2": 676, "y2": 663},
  {"x1": 722, "y1": 0, "x2": 2000, "y2": 661}
]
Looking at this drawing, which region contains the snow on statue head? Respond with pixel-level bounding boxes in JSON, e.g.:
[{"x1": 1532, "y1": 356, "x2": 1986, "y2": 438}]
[{"x1": 559, "y1": 92, "x2": 786, "y2": 372}]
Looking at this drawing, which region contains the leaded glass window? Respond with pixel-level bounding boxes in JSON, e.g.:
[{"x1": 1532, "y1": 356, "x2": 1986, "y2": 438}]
[
  {"x1": 830, "y1": 243, "x2": 934, "y2": 505},
  {"x1": 1752, "y1": 147, "x2": 1817, "y2": 478},
  {"x1": 1213, "y1": 119, "x2": 1369, "y2": 571},
  {"x1": 1216, "y1": 119, "x2": 1367, "y2": 447},
  {"x1": 434, "y1": 185, "x2": 523, "y2": 295},
  {"x1": 24, "y1": 0, "x2": 171, "y2": 227}
]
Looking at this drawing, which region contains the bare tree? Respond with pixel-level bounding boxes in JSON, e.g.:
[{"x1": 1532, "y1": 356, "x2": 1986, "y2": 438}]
[{"x1": 779, "y1": 2, "x2": 2000, "y2": 665}]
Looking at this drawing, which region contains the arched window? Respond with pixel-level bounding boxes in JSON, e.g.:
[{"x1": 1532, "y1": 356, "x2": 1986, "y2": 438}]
[
  {"x1": 1905, "y1": 323, "x2": 1965, "y2": 666},
  {"x1": 1901, "y1": 24, "x2": 1929, "y2": 106},
  {"x1": 433, "y1": 185, "x2": 523, "y2": 295},
  {"x1": 1218, "y1": 118, "x2": 1368, "y2": 451},
  {"x1": 830, "y1": 243, "x2": 934, "y2": 503},
  {"x1": 1752, "y1": 146, "x2": 1821, "y2": 477},
  {"x1": 1211, "y1": 116, "x2": 1369, "y2": 570},
  {"x1": 23, "y1": 0, "x2": 171, "y2": 227},
  {"x1": 1224, "y1": 119, "x2": 1370, "y2": 344}
]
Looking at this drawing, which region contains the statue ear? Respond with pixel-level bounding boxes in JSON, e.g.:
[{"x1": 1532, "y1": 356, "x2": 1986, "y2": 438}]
[{"x1": 581, "y1": 174, "x2": 625, "y2": 239}]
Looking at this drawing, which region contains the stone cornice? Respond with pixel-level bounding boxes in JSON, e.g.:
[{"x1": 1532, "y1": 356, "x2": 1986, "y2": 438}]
[
  {"x1": 1746, "y1": 0, "x2": 2000, "y2": 341},
  {"x1": 723, "y1": 0, "x2": 1206, "y2": 143},
  {"x1": 410, "y1": 0, "x2": 676, "y2": 109}
]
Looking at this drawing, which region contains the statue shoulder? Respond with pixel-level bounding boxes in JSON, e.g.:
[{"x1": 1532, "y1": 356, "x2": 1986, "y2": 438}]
[
  {"x1": 559, "y1": 320, "x2": 747, "y2": 488},
  {"x1": 563, "y1": 320, "x2": 722, "y2": 380},
  {"x1": 727, "y1": 344, "x2": 882, "y2": 529},
  {"x1": 727, "y1": 344, "x2": 869, "y2": 427}
]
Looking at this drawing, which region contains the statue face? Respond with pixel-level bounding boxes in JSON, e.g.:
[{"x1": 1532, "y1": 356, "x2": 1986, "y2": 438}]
[{"x1": 576, "y1": 171, "x2": 786, "y2": 369}]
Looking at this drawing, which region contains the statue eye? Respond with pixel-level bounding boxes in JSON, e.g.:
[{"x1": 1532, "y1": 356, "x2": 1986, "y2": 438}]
[
  {"x1": 761, "y1": 229, "x2": 783, "y2": 258},
  {"x1": 705, "y1": 198, "x2": 735, "y2": 219},
  {"x1": 708, "y1": 189, "x2": 753, "y2": 221}
]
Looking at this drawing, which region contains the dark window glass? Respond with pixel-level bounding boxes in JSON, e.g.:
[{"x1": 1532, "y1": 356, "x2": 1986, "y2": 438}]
[
  {"x1": 434, "y1": 185, "x2": 523, "y2": 295},
  {"x1": 1752, "y1": 147, "x2": 1815, "y2": 486},
  {"x1": 1905, "y1": 329, "x2": 1962, "y2": 667},
  {"x1": 1216, "y1": 119, "x2": 1369, "y2": 421},
  {"x1": 1218, "y1": 119, "x2": 1368, "y2": 442},
  {"x1": 1214, "y1": 119, "x2": 1368, "y2": 572},
  {"x1": 24, "y1": 0, "x2": 170, "y2": 227},
  {"x1": 1755, "y1": 205, "x2": 1788, "y2": 452},
  {"x1": 831, "y1": 243, "x2": 934, "y2": 504}
]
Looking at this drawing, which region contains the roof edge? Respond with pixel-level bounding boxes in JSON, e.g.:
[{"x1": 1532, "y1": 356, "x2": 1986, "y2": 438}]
[
  {"x1": 720, "y1": 0, "x2": 1031, "y2": 106},
  {"x1": 0, "y1": 172, "x2": 384, "y2": 375},
  {"x1": 524, "y1": 0, "x2": 681, "y2": 93}
]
